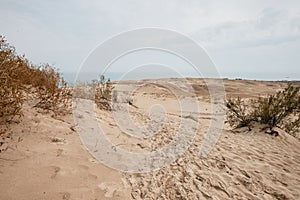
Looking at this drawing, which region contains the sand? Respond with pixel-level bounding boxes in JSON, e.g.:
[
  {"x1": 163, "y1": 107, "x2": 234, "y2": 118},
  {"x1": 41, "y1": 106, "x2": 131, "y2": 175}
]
[{"x1": 1, "y1": 78, "x2": 300, "y2": 199}]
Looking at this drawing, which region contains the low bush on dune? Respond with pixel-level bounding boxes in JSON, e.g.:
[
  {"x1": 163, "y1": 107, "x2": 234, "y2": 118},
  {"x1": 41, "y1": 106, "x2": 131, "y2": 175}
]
[
  {"x1": 0, "y1": 35, "x2": 71, "y2": 127},
  {"x1": 30, "y1": 64, "x2": 71, "y2": 113},
  {"x1": 226, "y1": 97, "x2": 254, "y2": 129},
  {"x1": 73, "y1": 75, "x2": 114, "y2": 111},
  {"x1": 226, "y1": 84, "x2": 300, "y2": 137},
  {"x1": 95, "y1": 75, "x2": 114, "y2": 110},
  {"x1": 0, "y1": 37, "x2": 27, "y2": 123}
]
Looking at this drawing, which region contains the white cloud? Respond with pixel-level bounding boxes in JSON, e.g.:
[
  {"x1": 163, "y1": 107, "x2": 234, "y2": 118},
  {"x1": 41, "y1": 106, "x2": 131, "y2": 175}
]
[
  {"x1": 192, "y1": 7, "x2": 300, "y2": 49},
  {"x1": 1, "y1": 0, "x2": 300, "y2": 78}
]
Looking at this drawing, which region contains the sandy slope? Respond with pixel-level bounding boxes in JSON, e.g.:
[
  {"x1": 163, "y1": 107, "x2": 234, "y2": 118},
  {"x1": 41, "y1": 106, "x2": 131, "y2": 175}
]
[
  {"x1": 1, "y1": 79, "x2": 300, "y2": 200},
  {"x1": 0, "y1": 103, "x2": 130, "y2": 200},
  {"x1": 125, "y1": 125, "x2": 300, "y2": 199}
]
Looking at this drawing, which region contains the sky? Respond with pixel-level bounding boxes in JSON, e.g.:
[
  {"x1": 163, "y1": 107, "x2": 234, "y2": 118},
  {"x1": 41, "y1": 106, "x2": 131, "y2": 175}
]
[{"x1": 1, "y1": 0, "x2": 300, "y2": 81}]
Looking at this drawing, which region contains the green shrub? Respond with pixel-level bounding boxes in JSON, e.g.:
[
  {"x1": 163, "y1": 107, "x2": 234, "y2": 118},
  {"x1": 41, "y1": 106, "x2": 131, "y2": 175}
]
[
  {"x1": 226, "y1": 97, "x2": 254, "y2": 129},
  {"x1": 226, "y1": 84, "x2": 300, "y2": 136},
  {"x1": 254, "y1": 84, "x2": 300, "y2": 131}
]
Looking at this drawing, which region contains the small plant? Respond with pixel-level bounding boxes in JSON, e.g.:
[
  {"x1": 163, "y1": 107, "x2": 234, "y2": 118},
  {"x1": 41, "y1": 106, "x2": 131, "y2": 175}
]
[
  {"x1": 254, "y1": 84, "x2": 300, "y2": 135},
  {"x1": 226, "y1": 84, "x2": 300, "y2": 136},
  {"x1": 95, "y1": 75, "x2": 114, "y2": 110},
  {"x1": 226, "y1": 97, "x2": 254, "y2": 129},
  {"x1": 284, "y1": 117, "x2": 300, "y2": 136}
]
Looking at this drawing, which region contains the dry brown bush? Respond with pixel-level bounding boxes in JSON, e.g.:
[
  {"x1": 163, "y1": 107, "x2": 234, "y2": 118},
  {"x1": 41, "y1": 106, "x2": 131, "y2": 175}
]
[
  {"x1": 30, "y1": 64, "x2": 72, "y2": 115},
  {"x1": 0, "y1": 36, "x2": 28, "y2": 123},
  {"x1": 72, "y1": 75, "x2": 113, "y2": 111},
  {"x1": 0, "y1": 35, "x2": 71, "y2": 127},
  {"x1": 95, "y1": 75, "x2": 114, "y2": 110}
]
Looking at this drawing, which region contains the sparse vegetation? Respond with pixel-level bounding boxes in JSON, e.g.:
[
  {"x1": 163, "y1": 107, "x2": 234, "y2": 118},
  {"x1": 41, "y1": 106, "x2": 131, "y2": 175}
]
[
  {"x1": 226, "y1": 84, "x2": 300, "y2": 136},
  {"x1": 0, "y1": 36, "x2": 28, "y2": 123},
  {"x1": 0, "y1": 35, "x2": 71, "y2": 128},
  {"x1": 72, "y1": 75, "x2": 114, "y2": 110},
  {"x1": 31, "y1": 64, "x2": 71, "y2": 114},
  {"x1": 95, "y1": 75, "x2": 114, "y2": 110},
  {"x1": 226, "y1": 97, "x2": 254, "y2": 130}
]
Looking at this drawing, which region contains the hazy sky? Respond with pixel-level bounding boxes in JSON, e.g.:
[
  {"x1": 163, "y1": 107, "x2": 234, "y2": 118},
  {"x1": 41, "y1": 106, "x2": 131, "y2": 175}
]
[{"x1": 1, "y1": 0, "x2": 300, "y2": 79}]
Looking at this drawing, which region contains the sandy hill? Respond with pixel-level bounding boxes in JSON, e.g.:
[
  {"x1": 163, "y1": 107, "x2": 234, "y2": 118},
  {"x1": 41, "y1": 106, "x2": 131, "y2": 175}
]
[{"x1": 0, "y1": 79, "x2": 299, "y2": 200}]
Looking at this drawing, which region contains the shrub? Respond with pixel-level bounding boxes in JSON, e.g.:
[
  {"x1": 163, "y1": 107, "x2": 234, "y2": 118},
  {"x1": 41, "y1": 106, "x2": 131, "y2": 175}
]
[
  {"x1": 226, "y1": 97, "x2": 254, "y2": 129},
  {"x1": 254, "y1": 84, "x2": 300, "y2": 131},
  {"x1": 31, "y1": 64, "x2": 72, "y2": 115},
  {"x1": 0, "y1": 35, "x2": 71, "y2": 125},
  {"x1": 0, "y1": 36, "x2": 27, "y2": 123},
  {"x1": 226, "y1": 84, "x2": 300, "y2": 136},
  {"x1": 95, "y1": 75, "x2": 114, "y2": 110}
]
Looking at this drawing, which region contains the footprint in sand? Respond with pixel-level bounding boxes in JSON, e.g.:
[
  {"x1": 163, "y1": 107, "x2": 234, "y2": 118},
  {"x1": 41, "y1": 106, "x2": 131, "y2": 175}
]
[
  {"x1": 50, "y1": 166, "x2": 61, "y2": 179},
  {"x1": 56, "y1": 149, "x2": 63, "y2": 157},
  {"x1": 98, "y1": 182, "x2": 123, "y2": 198},
  {"x1": 78, "y1": 164, "x2": 98, "y2": 180},
  {"x1": 88, "y1": 173, "x2": 98, "y2": 180},
  {"x1": 78, "y1": 164, "x2": 89, "y2": 170},
  {"x1": 60, "y1": 192, "x2": 71, "y2": 200}
]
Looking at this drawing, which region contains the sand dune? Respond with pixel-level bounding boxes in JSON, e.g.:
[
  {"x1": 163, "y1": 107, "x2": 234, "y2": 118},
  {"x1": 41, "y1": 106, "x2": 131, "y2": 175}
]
[{"x1": 1, "y1": 79, "x2": 299, "y2": 199}]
